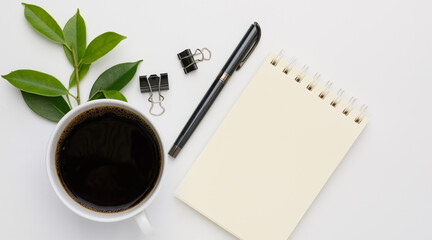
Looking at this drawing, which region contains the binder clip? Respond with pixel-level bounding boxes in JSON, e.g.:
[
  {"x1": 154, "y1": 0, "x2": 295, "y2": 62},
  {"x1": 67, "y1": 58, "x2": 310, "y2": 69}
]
[
  {"x1": 139, "y1": 73, "x2": 169, "y2": 116},
  {"x1": 177, "y1": 48, "x2": 211, "y2": 74}
]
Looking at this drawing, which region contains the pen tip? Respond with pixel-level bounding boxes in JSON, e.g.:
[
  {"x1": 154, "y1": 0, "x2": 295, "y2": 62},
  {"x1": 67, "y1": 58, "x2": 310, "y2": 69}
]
[{"x1": 168, "y1": 145, "x2": 182, "y2": 158}]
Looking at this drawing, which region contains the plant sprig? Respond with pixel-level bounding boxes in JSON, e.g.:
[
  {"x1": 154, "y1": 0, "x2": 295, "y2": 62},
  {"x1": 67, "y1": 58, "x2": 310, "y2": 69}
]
[{"x1": 1, "y1": 3, "x2": 142, "y2": 122}]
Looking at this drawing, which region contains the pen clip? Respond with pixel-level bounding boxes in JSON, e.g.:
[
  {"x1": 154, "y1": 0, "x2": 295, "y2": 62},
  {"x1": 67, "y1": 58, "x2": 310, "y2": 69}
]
[{"x1": 236, "y1": 22, "x2": 262, "y2": 71}]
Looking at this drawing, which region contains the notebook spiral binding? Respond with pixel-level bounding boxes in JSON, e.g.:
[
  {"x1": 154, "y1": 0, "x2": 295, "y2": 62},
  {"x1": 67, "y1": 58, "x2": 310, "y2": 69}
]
[{"x1": 271, "y1": 51, "x2": 368, "y2": 124}]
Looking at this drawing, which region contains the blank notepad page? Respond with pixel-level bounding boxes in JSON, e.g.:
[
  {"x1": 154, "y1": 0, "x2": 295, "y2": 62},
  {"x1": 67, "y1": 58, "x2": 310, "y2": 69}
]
[{"x1": 176, "y1": 53, "x2": 368, "y2": 240}]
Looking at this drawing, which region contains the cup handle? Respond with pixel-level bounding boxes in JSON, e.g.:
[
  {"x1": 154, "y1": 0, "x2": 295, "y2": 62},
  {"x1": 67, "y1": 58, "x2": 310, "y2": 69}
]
[{"x1": 135, "y1": 211, "x2": 153, "y2": 234}]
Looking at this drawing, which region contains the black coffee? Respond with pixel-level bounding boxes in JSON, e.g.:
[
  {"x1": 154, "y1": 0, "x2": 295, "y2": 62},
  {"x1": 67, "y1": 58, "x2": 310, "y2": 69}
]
[{"x1": 55, "y1": 106, "x2": 162, "y2": 213}]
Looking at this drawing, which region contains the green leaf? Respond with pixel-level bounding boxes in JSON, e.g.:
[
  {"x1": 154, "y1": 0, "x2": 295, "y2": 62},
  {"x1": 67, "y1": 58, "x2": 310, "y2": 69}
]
[
  {"x1": 63, "y1": 9, "x2": 86, "y2": 65},
  {"x1": 21, "y1": 91, "x2": 70, "y2": 122},
  {"x1": 69, "y1": 64, "x2": 90, "y2": 88},
  {"x1": 2, "y1": 70, "x2": 68, "y2": 96},
  {"x1": 89, "y1": 60, "x2": 142, "y2": 98},
  {"x1": 81, "y1": 32, "x2": 126, "y2": 64},
  {"x1": 103, "y1": 90, "x2": 127, "y2": 102},
  {"x1": 22, "y1": 3, "x2": 64, "y2": 44}
]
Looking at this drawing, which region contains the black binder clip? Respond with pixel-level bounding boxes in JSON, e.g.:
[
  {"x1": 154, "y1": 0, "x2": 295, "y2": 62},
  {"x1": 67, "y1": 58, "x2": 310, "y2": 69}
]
[
  {"x1": 139, "y1": 73, "x2": 169, "y2": 116},
  {"x1": 177, "y1": 48, "x2": 211, "y2": 74}
]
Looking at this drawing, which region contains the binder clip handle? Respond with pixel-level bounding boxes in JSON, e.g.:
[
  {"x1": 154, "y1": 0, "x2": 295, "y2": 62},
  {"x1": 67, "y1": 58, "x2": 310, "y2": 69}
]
[
  {"x1": 148, "y1": 94, "x2": 165, "y2": 116},
  {"x1": 139, "y1": 73, "x2": 169, "y2": 116},
  {"x1": 177, "y1": 48, "x2": 212, "y2": 74}
]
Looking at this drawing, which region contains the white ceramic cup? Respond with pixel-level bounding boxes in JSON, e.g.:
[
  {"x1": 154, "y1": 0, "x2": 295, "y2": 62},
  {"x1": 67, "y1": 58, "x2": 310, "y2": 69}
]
[{"x1": 46, "y1": 99, "x2": 165, "y2": 234}]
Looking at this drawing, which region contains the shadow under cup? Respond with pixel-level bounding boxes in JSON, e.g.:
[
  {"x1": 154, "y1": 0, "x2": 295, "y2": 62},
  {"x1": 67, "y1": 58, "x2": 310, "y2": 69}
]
[{"x1": 54, "y1": 105, "x2": 163, "y2": 214}]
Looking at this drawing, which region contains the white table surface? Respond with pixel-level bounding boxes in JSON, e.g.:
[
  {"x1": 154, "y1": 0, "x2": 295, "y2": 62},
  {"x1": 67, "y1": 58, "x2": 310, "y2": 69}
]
[{"x1": 1, "y1": 0, "x2": 431, "y2": 239}]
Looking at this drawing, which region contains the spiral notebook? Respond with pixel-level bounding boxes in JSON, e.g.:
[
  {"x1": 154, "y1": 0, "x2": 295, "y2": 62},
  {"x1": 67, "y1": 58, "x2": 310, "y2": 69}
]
[{"x1": 176, "y1": 52, "x2": 369, "y2": 240}]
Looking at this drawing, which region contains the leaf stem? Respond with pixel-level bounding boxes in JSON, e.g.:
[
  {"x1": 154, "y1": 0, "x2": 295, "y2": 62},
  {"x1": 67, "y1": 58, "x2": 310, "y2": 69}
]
[
  {"x1": 64, "y1": 44, "x2": 72, "y2": 52},
  {"x1": 88, "y1": 87, "x2": 102, "y2": 101},
  {"x1": 70, "y1": 48, "x2": 81, "y2": 105},
  {"x1": 68, "y1": 92, "x2": 79, "y2": 102},
  {"x1": 66, "y1": 94, "x2": 72, "y2": 109}
]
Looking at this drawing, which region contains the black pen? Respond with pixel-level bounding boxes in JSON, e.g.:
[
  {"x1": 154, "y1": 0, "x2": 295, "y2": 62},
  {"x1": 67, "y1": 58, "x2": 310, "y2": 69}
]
[{"x1": 169, "y1": 22, "x2": 261, "y2": 158}]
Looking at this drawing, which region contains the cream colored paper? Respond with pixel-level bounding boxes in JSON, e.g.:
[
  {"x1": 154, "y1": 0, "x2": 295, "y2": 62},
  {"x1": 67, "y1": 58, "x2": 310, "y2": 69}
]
[{"x1": 176, "y1": 53, "x2": 368, "y2": 240}]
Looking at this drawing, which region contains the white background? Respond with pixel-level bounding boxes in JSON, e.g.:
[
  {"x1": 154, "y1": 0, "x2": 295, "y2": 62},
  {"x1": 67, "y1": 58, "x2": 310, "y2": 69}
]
[{"x1": 0, "y1": 0, "x2": 431, "y2": 239}]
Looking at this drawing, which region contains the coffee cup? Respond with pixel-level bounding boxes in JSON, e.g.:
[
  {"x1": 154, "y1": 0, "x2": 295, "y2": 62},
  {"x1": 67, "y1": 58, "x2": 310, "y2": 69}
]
[{"x1": 46, "y1": 99, "x2": 165, "y2": 233}]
